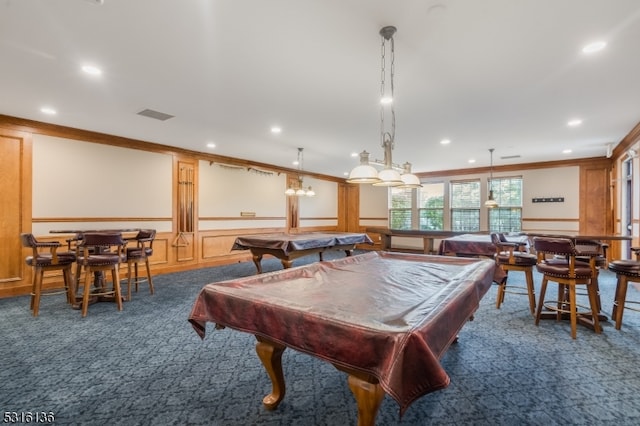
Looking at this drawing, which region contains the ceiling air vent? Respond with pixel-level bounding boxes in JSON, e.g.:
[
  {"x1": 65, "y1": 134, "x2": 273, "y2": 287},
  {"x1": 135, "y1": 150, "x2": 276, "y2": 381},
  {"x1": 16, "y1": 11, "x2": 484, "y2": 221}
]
[
  {"x1": 500, "y1": 155, "x2": 521, "y2": 160},
  {"x1": 137, "y1": 109, "x2": 175, "y2": 121}
]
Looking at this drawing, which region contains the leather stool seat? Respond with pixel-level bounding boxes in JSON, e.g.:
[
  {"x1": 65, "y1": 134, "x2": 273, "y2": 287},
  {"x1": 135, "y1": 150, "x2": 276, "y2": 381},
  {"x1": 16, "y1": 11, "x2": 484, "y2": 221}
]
[
  {"x1": 609, "y1": 255, "x2": 640, "y2": 330},
  {"x1": 609, "y1": 259, "x2": 640, "y2": 275}
]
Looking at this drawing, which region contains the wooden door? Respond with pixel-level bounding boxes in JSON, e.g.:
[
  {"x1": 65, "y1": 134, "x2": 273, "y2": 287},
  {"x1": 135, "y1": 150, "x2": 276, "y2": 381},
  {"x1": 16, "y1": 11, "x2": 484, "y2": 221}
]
[
  {"x1": 579, "y1": 164, "x2": 611, "y2": 235},
  {"x1": 0, "y1": 128, "x2": 32, "y2": 297}
]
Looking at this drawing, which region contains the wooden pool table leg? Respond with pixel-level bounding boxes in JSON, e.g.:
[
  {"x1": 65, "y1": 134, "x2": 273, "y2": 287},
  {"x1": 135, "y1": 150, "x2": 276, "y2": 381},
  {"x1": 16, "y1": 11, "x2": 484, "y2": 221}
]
[
  {"x1": 252, "y1": 254, "x2": 264, "y2": 274},
  {"x1": 335, "y1": 366, "x2": 385, "y2": 426},
  {"x1": 279, "y1": 259, "x2": 293, "y2": 269},
  {"x1": 255, "y1": 336, "x2": 287, "y2": 410}
]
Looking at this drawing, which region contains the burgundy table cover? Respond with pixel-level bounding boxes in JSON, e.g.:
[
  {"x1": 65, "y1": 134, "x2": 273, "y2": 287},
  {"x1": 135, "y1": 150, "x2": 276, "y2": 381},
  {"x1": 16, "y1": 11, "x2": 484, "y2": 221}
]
[
  {"x1": 438, "y1": 233, "x2": 529, "y2": 257},
  {"x1": 231, "y1": 232, "x2": 373, "y2": 254},
  {"x1": 189, "y1": 251, "x2": 497, "y2": 415}
]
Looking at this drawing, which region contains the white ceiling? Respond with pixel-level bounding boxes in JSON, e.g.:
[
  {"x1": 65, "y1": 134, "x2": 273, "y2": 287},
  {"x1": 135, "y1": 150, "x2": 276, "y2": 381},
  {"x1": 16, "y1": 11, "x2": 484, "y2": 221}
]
[{"x1": 2, "y1": 0, "x2": 640, "y2": 178}]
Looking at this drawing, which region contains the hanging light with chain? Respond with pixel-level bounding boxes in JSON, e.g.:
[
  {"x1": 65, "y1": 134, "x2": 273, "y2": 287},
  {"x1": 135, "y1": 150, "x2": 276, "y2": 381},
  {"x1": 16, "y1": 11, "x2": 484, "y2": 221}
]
[
  {"x1": 485, "y1": 148, "x2": 499, "y2": 208},
  {"x1": 285, "y1": 148, "x2": 315, "y2": 197},
  {"x1": 347, "y1": 26, "x2": 421, "y2": 188}
]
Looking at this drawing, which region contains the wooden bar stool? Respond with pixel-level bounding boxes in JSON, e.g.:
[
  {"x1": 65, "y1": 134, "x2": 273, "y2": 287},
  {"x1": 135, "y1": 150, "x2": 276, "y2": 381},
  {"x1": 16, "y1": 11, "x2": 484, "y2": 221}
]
[
  {"x1": 609, "y1": 247, "x2": 640, "y2": 330},
  {"x1": 20, "y1": 233, "x2": 77, "y2": 317},
  {"x1": 491, "y1": 233, "x2": 537, "y2": 315},
  {"x1": 75, "y1": 232, "x2": 127, "y2": 317},
  {"x1": 123, "y1": 229, "x2": 156, "y2": 300},
  {"x1": 533, "y1": 237, "x2": 601, "y2": 339}
]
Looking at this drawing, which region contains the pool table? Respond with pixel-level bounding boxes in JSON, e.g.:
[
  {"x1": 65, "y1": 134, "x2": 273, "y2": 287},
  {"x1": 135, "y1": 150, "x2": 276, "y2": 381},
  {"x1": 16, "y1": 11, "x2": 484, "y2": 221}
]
[
  {"x1": 231, "y1": 232, "x2": 373, "y2": 273},
  {"x1": 189, "y1": 251, "x2": 500, "y2": 425}
]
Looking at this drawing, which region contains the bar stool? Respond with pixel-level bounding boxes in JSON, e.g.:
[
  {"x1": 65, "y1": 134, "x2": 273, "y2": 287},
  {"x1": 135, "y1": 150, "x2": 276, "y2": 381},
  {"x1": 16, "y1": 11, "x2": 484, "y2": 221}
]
[
  {"x1": 75, "y1": 232, "x2": 127, "y2": 317},
  {"x1": 20, "y1": 233, "x2": 77, "y2": 317},
  {"x1": 123, "y1": 229, "x2": 156, "y2": 300},
  {"x1": 609, "y1": 247, "x2": 640, "y2": 330},
  {"x1": 533, "y1": 237, "x2": 601, "y2": 339},
  {"x1": 491, "y1": 233, "x2": 537, "y2": 315}
]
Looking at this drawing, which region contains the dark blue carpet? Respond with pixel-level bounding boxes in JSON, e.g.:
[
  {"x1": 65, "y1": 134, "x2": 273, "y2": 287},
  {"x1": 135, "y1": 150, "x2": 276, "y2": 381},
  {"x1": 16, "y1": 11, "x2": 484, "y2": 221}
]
[{"x1": 2, "y1": 251, "x2": 640, "y2": 425}]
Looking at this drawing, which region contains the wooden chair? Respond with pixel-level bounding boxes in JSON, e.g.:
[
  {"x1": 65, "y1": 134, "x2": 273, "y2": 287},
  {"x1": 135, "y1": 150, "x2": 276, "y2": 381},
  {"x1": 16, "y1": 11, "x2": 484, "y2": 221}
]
[
  {"x1": 20, "y1": 233, "x2": 77, "y2": 317},
  {"x1": 533, "y1": 237, "x2": 601, "y2": 339},
  {"x1": 609, "y1": 247, "x2": 640, "y2": 330},
  {"x1": 123, "y1": 229, "x2": 156, "y2": 300},
  {"x1": 491, "y1": 233, "x2": 537, "y2": 315},
  {"x1": 574, "y1": 239, "x2": 608, "y2": 313},
  {"x1": 75, "y1": 232, "x2": 127, "y2": 317}
]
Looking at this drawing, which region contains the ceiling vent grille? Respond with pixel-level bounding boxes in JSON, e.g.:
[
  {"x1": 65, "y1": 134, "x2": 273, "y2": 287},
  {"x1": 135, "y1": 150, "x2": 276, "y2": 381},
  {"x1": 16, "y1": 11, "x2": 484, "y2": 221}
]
[
  {"x1": 500, "y1": 155, "x2": 521, "y2": 160},
  {"x1": 137, "y1": 109, "x2": 175, "y2": 121}
]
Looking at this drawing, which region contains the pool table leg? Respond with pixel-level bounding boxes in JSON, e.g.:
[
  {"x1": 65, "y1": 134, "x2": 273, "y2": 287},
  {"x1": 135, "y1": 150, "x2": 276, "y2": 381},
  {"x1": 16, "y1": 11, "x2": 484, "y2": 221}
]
[
  {"x1": 334, "y1": 365, "x2": 385, "y2": 426},
  {"x1": 252, "y1": 254, "x2": 264, "y2": 274},
  {"x1": 347, "y1": 374, "x2": 385, "y2": 426},
  {"x1": 255, "y1": 335, "x2": 287, "y2": 410},
  {"x1": 280, "y1": 259, "x2": 294, "y2": 269}
]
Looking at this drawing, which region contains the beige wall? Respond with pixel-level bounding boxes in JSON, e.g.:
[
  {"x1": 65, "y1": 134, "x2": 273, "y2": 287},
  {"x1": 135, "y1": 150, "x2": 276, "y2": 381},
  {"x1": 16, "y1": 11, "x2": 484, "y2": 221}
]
[
  {"x1": 359, "y1": 165, "x2": 581, "y2": 234},
  {"x1": 32, "y1": 134, "x2": 173, "y2": 235},
  {"x1": 199, "y1": 160, "x2": 287, "y2": 230}
]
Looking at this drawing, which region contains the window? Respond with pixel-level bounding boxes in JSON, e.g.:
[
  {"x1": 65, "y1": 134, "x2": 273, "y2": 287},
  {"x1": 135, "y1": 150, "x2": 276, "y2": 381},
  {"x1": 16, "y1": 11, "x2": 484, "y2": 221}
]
[
  {"x1": 488, "y1": 176, "x2": 523, "y2": 232},
  {"x1": 389, "y1": 187, "x2": 413, "y2": 229},
  {"x1": 418, "y1": 183, "x2": 444, "y2": 230},
  {"x1": 450, "y1": 180, "x2": 480, "y2": 231}
]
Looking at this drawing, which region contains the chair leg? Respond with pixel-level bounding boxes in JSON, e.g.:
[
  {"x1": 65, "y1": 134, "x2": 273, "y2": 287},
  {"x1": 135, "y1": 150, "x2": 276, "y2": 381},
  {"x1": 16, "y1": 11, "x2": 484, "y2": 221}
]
[
  {"x1": 614, "y1": 275, "x2": 629, "y2": 330},
  {"x1": 495, "y1": 273, "x2": 507, "y2": 309},
  {"x1": 586, "y1": 283, "x2": 602, "y2": 334},
  {"x1": 112, "y1": 267, "x2": 123, "y2": 312},
  {"x1": 535, "y1": 277, "x2": 548, "y2": 325},
  {"x1": 126, "y1": 260, "x2": 133, "y2": 301},
  {"x1": 557, "y1": 284, "x2": 567, "y2": 322},
  {"x1": 63, "y1": 266, "x2": 75, "y2": 304},
  {"x1": 134, "y1": 263, "x2": 140, "y2": 293},
  {"x1": 74, "y1": 263, "x2": 83, "y2": 295},
  {"x1": 568, "y1": 285, "x2": 577, "y2": 339},
  {"x1": 593, "y1": 269, "x2": 602, "y2": 313},
  {"x1": 525, "y1": 269, "x2": 536, "y2": 315},
  {"x1": 81, "y1": 268, "x2": 92, "y2": 318},
  {"x1": 31, "y1": 268, "x2": 44, "y2": 317},
  {"x1": 144, "y1": 258, "x2": 154, "y2": 295}
]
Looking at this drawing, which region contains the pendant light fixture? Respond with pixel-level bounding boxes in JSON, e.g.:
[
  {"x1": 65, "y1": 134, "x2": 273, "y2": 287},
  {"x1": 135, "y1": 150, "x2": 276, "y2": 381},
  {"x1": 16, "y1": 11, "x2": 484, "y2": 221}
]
[
  {"x1": 485, "y1": 148, "x2": 498, "y2": 208},
  {"x1": 285, "y1": 148, "x2": 315, "y2": 197},
  {"x1": 347, "y1": 26, "x2": 420, "y2": 188}
]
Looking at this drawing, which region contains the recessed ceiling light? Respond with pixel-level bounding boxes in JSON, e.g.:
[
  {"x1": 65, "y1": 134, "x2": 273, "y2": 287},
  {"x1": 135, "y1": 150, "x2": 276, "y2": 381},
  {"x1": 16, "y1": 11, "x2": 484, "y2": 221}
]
[
  {"x1": 81, "y1": 64, "x2": 102, "y2": 76},
  {"x1": 343, "y1": 172, "x2": 349, "y2": 176},
  {"x1": 292, "y1": 160, "x2": 299, "y2": 166},
  {"x1": 468, "y1": 158, "x2": 476, "y2": 164},
  {"x1": 440, "y1": 139, "x2": 451, "y2": 145},
  {"x1": 380, "y1": 97, "x2": 393, "y2": 105},
  {"x1": 271, "y1": 126, "x2": 282, "y2": 134},
  {"x1": 567, "y1": 119, "x2": 582, "y2": 127},
  {"x1": 40, "y1": 107, "x2": 57, "y2": 115},
  {"x1": 582, "y1": 41, "x2": 606, "y2": 54},
  {"x1": 206, "y1": 142, "x2": 216, "y2": 149},
  {"x1": 350, "y1": 152, "x2": 359, "y2": 157},
  {"x1": 563, "y1": 149, "x2": 572, "y2": 154}
]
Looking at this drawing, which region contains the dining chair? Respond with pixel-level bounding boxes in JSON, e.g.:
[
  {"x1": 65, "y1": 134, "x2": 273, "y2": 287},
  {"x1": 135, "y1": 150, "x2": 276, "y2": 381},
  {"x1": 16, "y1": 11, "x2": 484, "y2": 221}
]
[
  {"x1": 20, "y1": 233, "x2": 77, "y2": 317},
  {"x1": 608, "y1": 247, "x2": 640, "y2": 330},
  {"x1": 491, "y1": 233, "x2": 537, "y2": 315},
  {"x1": 123, "y1": 229, "x2": 156, "y2": 301},
  {"x1": 75, "y1": 232, "x2": 127, "y2": 317},
  {"x1": 533, "y1": 237, "x2": 601, "y2": 339}
]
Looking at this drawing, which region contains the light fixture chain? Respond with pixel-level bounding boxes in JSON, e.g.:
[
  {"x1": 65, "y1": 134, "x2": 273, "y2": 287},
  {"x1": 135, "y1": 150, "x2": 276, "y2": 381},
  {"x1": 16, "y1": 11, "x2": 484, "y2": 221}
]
[
  {"x1": 380, "y1": 35, "x2": 386, "y2": 147},
  {"x1": 389, "y1": 36, "x2": 395, "y2": 146}
]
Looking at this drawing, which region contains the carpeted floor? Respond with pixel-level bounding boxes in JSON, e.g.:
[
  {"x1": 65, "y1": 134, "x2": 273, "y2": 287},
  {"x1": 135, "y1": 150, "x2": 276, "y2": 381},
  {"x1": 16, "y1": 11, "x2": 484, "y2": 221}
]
[{"x1": 2, "y1": 251, "x2": 640, "y2": 425}]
